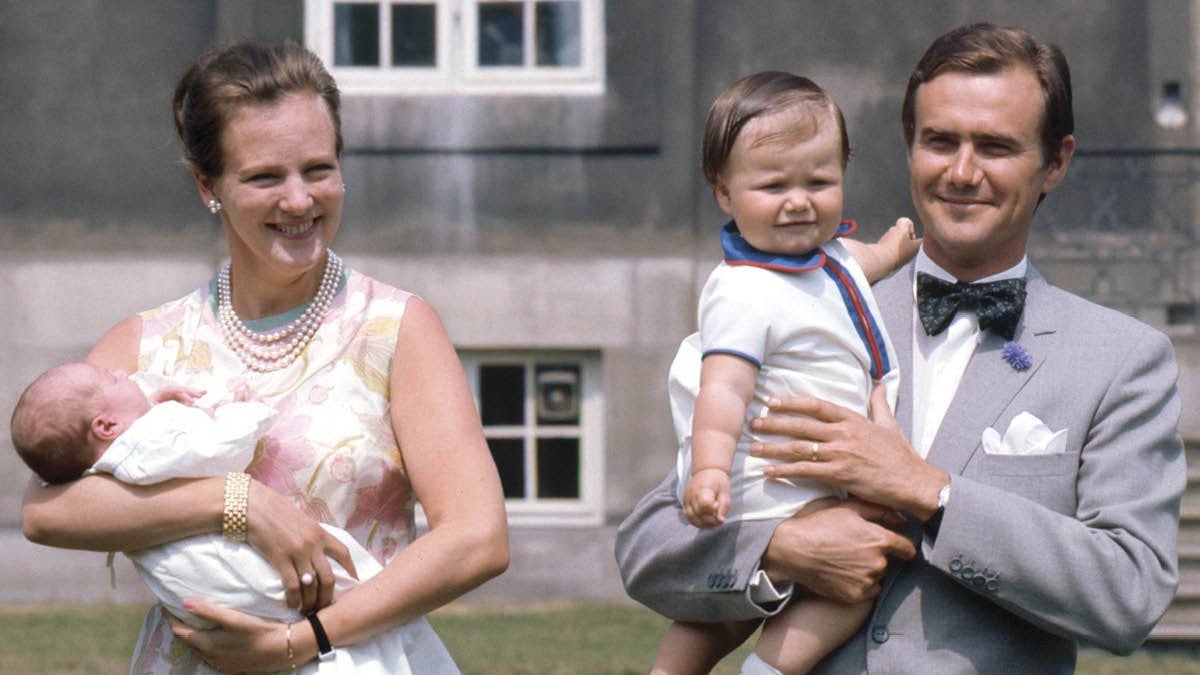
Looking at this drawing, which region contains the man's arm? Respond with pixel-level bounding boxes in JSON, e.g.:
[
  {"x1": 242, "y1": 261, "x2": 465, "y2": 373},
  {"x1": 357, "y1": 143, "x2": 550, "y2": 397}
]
[
  {"x1": 616, "y1": 472, "x2": 779, "y2": 621},
  {"x1": 615, "y1": 471, "x2": 916, "y2": 622},
  {"x1": 751, "y1": 330, "x2": 1184, "y2": 652},
  {"x1": 925, "y1": 331, "x2": 1183, "y2": 652}
]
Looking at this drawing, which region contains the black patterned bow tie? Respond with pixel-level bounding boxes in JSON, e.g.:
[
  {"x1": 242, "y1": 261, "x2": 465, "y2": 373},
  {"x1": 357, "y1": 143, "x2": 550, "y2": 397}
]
[{"x1": 917, "y1": 272, "x2": 1027, "y2": 341}]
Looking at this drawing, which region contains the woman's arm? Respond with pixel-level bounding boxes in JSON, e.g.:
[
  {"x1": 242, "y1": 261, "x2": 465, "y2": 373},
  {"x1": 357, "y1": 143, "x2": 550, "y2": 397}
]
[
  {"x1": 173, "y1": 298, "x2": 510, "y2": 671},
  {"x1": 22, "y1": 315, "x2": 350, "y2": 614},
  {"x1": 22, "y1": 316, "x2": 228, "y2": 551},
  {"x1": 19, "y1": 315, "x2": 220, "y2": 550},
  {"x1": 326, "y1": 297, "x2": 510, "y2": 638}
]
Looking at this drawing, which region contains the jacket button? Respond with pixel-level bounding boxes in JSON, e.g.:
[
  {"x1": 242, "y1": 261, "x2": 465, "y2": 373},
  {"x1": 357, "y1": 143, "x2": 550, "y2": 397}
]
[{"x1": 871, "y1": 626, "x2": 889, "y2": 643}]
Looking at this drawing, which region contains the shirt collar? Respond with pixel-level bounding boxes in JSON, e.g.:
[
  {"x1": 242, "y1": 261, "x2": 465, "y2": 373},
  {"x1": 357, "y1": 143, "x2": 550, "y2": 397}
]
[
  {"x1": 721, "y1": 220, "x2": 857, "y2": 273},
  {"x1": 913, "y1": 247, "x2": 1027, "y2": 285}
]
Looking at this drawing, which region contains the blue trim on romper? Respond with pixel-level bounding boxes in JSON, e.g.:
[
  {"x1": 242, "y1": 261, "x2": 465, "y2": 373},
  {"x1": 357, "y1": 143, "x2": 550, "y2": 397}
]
[
  {"x1": 719, "y1": 220, "x2": 857, "y2": 272},
  {"x1": 702, "y1": 348, "x2": 763, "y2": 369},
  {"x1": 822, "y1": 256, "x2": 891, "y2": 379}
]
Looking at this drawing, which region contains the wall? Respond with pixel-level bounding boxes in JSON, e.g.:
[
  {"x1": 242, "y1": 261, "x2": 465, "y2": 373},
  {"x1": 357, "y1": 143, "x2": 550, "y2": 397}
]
[{"x1": 2, "y1": 0, "x2": 1197, "y2": 606}]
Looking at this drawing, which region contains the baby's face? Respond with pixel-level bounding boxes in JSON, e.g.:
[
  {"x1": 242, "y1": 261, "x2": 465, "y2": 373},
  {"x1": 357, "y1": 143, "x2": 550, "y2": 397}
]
[{"x1": 81, "y1": 365, "x2": 151, "y2": 425}]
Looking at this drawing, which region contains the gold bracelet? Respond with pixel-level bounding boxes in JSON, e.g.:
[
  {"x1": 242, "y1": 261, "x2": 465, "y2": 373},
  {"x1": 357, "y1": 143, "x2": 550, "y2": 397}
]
[
  {"x1": 222, "y1": 472, "x2": 250, "y2": 542},
  {"x1": 285, "y1": 622, "x2": 297, "y2": 670}
]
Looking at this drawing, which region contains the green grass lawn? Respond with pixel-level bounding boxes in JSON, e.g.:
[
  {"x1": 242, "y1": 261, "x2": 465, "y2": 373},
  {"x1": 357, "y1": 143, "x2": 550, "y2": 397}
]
[{"x1": 1, "y1": 603, "x2": 1198, "y2": 674}]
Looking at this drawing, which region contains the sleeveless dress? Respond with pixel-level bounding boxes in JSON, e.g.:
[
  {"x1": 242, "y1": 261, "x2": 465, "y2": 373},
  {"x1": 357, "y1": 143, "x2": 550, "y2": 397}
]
[{"x1": 127, "y1": 268, "x2": 459, "y2": 674}]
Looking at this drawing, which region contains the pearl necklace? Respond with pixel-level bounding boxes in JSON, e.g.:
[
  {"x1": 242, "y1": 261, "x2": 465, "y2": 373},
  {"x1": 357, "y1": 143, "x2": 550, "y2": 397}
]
[{"x1": 217, "y1": 251, "x2": 342, "y2": 372}]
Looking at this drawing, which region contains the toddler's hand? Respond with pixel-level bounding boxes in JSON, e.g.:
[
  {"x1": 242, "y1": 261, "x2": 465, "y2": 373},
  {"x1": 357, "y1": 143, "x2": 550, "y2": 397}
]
[
  {"x1": 683, "y1": 468, "x2": 731, "y2": 529},
  {"x1": 150, "y1": 385, "x2": 205, "y2": 406},
  {"x1": 877, "y1": 217, "x2": 920, "y2": 270}
]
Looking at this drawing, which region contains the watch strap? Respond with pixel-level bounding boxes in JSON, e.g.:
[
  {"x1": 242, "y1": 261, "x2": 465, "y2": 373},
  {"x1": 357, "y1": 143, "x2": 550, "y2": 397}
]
[{"x1": 306, "y1": 611, "x2": 334, "y2": 660}]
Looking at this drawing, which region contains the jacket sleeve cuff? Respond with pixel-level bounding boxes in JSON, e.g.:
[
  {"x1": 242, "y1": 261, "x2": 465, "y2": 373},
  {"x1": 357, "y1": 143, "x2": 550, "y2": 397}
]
[{"x1": 746, "y1": 567, "x2": 794, "y2": 616}]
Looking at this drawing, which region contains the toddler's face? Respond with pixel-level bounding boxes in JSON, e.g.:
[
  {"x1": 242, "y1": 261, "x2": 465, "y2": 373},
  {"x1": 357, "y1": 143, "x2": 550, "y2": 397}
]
[{"x1": 715, "y1": 107, "x2": 844, "y2": 256}]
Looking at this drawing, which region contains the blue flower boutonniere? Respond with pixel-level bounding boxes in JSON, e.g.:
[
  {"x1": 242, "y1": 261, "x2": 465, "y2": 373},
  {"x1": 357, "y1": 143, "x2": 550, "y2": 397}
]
[{"x1": 1002, "y1": 341, "x2": 1032, "y2": 371}]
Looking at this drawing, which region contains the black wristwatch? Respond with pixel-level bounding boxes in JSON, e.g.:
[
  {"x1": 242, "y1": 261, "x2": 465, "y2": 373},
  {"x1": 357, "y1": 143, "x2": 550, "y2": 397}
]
[{"x1": 306, "y1": 610, "x2": 336, "y2": 662}]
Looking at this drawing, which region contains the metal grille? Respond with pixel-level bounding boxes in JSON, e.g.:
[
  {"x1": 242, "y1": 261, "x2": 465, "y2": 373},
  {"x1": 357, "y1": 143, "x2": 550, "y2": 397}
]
[{"x1": 1032, "y1": 149, "x2": 1200, "y2": 324}]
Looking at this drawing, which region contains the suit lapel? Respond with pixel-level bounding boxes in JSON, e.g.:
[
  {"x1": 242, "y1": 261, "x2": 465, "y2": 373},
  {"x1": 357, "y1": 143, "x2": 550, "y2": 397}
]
[
  {"x1": 875, "y1": 265, "x2": 916, "y2": 437},
  {"x1": 924, "y1": 267, "x2": 1055, "y2": 474}
]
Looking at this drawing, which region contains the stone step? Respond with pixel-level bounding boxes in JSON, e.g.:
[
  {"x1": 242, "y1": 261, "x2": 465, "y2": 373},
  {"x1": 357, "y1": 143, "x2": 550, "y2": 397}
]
[
  {"x1": 1157, "y1": 585, "x2": 1200, "y2": 638},
  {"x1": 1178, "y1": 525, "x2": 1200, "y2": 548},
  {"x1": 1150, "y1": 622, "x2": 1200, "y2": 641},
  {"x1": 1179, "y1": 549, "x2": 1200, "y2": 576}
]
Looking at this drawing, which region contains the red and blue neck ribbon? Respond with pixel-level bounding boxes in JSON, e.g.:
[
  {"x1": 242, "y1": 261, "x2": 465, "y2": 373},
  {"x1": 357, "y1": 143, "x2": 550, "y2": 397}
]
[{"x1": 720, "y1": 220, "x2": 891, "y2": 379}]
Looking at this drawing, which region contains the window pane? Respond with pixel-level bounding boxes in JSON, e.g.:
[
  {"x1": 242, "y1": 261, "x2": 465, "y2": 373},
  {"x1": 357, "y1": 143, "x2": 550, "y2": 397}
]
[
  {"x1": 479, "y1": 364, "x2": 525, "y2": 425},
  {"x1": 334, "y1": 3, "x2": 380, "y2": 66},
  {"x1": 535, "y1": 363, "x2": 580, "y2": 426},
  {"x1": 478, "y1": 2, "x2": 524, "y2": 66},
  {"x1": 488, "y1": 438, "x2": 526, "y2": 498},
  {"x1": 536, "y1": 437, "x2": 579, "y2": 498},
  {"x1": 535, "y1": 1, "x2": 580, "y2": 66},
  {"x1": 391, "y1": 3, "x2": 436, "y2": 66}
]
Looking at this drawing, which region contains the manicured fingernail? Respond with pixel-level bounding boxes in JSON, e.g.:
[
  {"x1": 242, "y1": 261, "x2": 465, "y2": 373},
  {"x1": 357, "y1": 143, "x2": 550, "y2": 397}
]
[
  {"x1": 182, "y1": 599, "x2": 195, "y2": 610},
  {"x1": 766, "y1": 398, "x2": 781, "y2": 407}
]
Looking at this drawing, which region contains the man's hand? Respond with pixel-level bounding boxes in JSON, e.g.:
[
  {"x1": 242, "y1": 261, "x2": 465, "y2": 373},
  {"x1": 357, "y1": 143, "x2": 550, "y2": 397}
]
[
  {"x1": 762, "y1": 497, "x2": 915, "y2": 603},
  {"x1": 750, "y1": 385, "x2": 948, "y2": 519}
]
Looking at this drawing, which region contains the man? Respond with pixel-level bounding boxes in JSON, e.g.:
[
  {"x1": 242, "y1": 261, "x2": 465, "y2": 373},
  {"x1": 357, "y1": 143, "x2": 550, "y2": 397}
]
[{"x1": 616, "y1": 23, "x2": 1184, "y2": 673}]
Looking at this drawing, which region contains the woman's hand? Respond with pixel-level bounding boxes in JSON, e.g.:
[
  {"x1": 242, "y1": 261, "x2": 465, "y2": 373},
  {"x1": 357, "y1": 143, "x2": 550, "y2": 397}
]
[
  {"x1": 169, "y1": 600, "x2": 295, "y2": 673},
  {"x1": 244, "y1": 479, "x2": 357, "y2": 613}
]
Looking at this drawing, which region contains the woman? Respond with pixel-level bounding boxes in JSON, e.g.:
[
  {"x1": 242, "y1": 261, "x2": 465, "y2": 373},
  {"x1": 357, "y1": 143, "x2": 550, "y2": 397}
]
[{"x1": 21, "y1": 42, "x2": 509, "y2": 673}]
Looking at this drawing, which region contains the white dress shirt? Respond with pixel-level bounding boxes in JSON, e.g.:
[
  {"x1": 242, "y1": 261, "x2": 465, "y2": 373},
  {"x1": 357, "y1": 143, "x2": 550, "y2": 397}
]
[{"x1": 911, "y1": 250, "x2": 1027, "y2": 457}]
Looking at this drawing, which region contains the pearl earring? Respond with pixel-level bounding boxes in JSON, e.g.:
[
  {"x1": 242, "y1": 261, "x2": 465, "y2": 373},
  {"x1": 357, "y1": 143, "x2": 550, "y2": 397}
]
[{"x1": 208, "y1": 199, "x2": 222, "y2": 214}]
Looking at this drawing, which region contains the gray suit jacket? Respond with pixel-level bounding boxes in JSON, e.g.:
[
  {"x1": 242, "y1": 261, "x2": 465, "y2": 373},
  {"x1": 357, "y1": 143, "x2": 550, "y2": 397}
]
[{"x1": 616, "y1": 262, "x2": 1185, "y2": 673}]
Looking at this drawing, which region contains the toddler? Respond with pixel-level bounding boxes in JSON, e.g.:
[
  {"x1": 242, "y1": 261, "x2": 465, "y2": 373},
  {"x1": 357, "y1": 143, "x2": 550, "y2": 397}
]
[{"x1": 656, "y1": 72, "x2": 912, "y2": 674}]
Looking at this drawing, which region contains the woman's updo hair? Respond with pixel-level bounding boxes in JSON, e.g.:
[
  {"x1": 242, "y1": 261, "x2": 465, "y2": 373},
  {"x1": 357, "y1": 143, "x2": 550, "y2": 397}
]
[{"x1": 172, "y1": 41, "x2": 342, "y2": 178}]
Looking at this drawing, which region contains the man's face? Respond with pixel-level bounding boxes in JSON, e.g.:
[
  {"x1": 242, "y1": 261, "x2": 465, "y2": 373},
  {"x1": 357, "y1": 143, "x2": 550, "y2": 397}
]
[{"x1": 908, "y1": 66, "x2": 1074, "y2": 281}]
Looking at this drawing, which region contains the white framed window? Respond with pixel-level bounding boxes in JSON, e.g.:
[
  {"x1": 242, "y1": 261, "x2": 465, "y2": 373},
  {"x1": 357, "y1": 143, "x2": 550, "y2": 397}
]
[
  {"x1": 305, "y1": 0, "x2": 605, "y2": 95},
  {"x1": 456, "y1": 351, "x2": 604, "y2": 526}
]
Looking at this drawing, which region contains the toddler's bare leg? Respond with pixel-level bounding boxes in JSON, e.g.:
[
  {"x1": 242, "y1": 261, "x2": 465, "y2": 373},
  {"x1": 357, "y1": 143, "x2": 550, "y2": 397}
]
[
  {"x1": 652, "y1": 619, "x2": 758, "y2": 675},
  {"x1": 753, "y1": 597, "x2": 872, "y2": 674}
]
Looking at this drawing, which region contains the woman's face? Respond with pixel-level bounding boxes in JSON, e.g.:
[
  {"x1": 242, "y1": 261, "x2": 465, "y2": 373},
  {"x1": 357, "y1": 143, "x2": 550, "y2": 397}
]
[{"x1": 197, "y1": 92, "x2": 343, "y2": 283}]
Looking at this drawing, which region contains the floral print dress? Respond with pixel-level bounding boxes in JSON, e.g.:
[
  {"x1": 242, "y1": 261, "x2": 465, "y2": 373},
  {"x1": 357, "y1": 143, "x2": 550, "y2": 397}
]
[{"x1": 128, "y1": 269, "x2": 425, "y2": 673}]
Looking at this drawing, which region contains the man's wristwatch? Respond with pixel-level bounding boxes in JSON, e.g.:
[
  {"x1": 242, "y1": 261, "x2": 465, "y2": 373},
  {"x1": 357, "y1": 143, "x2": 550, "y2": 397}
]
[{"x1": 924, "y1": 482, "x2": 951, "y2": 536}]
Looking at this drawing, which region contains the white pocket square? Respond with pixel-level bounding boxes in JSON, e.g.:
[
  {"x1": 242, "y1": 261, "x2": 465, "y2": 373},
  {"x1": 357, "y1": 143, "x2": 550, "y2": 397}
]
[{"x1": 981, "y1": 412, "x2": 1068, "y2": 456}]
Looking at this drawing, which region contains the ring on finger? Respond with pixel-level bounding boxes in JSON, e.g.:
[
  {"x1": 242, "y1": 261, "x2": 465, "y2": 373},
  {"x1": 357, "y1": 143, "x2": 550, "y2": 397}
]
[
  {"x1": 300, "y1": 572, "x2": 315, "y2": 586},
  {"x1": 811, "y1": 442, "x2": 820, "y2": 462}
]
